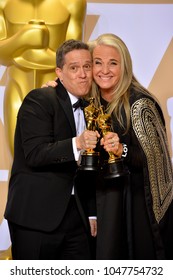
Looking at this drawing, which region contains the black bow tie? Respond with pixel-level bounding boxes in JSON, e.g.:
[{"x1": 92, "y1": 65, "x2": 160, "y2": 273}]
[{"x1": 73, "y1": 98, "x2": 88, "y2": 111}]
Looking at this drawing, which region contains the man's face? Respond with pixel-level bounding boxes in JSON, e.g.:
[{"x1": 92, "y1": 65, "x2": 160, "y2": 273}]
[{"x1": 56, "y1": 49, "x2": 93, "y2": 98}]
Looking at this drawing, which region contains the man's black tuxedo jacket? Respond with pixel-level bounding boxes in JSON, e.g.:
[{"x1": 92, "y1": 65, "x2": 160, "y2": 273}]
[{"x1": 5, "y1": 81, "x2": 96, "y2": 232}]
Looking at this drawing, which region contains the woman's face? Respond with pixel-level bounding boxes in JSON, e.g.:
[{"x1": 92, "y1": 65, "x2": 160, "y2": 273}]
[{"x1": 92, "y1": 44, "x2": 121, "y2": 101}]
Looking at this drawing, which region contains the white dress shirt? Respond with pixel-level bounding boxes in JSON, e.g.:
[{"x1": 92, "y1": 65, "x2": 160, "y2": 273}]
[
  {"x1": 68, "y1": 93, "x2": 96, "y2": 220},
  {"x1": 68, "y1": 92, "x2": 86, "y2": 161}
]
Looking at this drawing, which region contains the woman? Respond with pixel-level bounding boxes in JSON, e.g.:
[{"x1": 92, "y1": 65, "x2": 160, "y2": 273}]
[
  {"x1": 43, "y1": 33, "x2": 173, "y2": 260},
  {"x1": 89, "y1": 33, "x2": 173, "y2": 260}
]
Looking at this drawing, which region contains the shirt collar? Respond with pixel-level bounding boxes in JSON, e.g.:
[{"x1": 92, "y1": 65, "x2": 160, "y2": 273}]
[{"x1": 68, "y1": 92, "x2": 79, "y2": 106}]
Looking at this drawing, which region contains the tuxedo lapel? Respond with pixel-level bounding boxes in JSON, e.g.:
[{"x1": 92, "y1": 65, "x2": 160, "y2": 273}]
[{"x1": 55, "y1": 81, "x2": 76, "y2": 135}]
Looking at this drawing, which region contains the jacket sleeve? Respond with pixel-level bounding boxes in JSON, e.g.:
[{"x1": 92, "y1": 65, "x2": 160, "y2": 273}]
[{"x1": 17, "y1": 88, "x2": 75, "y2": 167}]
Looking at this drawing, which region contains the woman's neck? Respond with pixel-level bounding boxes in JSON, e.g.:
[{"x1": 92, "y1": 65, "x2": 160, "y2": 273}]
[{"x1": 101, "y1": 90, "x2": 113, "y2": 102}]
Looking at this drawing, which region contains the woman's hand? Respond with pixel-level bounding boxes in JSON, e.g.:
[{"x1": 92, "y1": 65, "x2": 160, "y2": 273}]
[
  {"x1": 41, "y1": 80, "x2": 58, "y2": 88},
  {"x1": 100, "y1": 131, "x2": 123, "y2": 157}
]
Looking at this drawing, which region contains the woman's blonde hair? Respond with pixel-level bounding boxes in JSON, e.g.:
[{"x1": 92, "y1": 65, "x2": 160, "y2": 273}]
[{"x1": 88, "y1": 33, "x2": 152, "y2": 132}]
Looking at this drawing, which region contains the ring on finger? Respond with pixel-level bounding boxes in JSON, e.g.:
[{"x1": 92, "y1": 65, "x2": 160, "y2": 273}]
[{"x1": 111, "y1": 142, "x2": 115, "y2": 147}]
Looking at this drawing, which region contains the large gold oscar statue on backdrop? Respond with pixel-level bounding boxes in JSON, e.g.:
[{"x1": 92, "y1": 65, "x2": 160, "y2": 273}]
[
  {"x1": 0, "y1": 0, "x2": 87, "y2": 156},
  {"x1": 0, "y1": 0, "x2": 86, "y2": 260}
]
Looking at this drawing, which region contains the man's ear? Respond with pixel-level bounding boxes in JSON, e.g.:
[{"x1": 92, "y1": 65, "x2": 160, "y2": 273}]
[{"x1": 55, "y1": 67, "x2": 62, "y2": 80}]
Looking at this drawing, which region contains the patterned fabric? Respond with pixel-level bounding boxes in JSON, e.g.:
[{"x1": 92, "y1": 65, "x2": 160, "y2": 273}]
[{"x1": 131, "y1": 97, "x2": 173, "y2": 223}]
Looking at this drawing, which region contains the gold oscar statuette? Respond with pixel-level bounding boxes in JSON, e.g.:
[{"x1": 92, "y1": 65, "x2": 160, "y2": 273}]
[
  {"x1": 79, "y1": 98, "x2": 100, "y2": 171},
  {"x1": 97, "y1": 106, "x2": 128, "y2": 179}
]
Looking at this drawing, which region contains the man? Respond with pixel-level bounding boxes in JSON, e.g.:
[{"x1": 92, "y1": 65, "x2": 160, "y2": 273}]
[
  {"x1": 0, "y1": 0, "x2": 86, "y2": 155},
  {"x1": 4, "y1": 39, "x2": 98, "y2": 260}
]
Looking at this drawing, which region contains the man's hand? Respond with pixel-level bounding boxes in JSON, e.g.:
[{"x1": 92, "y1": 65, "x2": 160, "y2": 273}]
[
  {"x1": 76, "y1": 130, "x2": 100, "y2": 151},
  {"x1": 89, "y1": 218, "x2": 97, "y2": 237}
]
